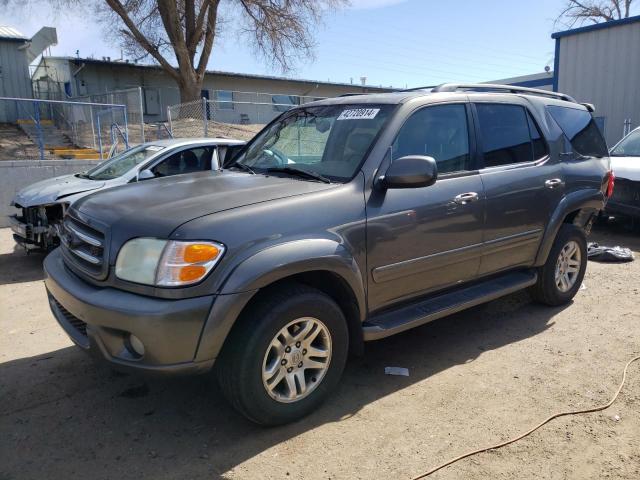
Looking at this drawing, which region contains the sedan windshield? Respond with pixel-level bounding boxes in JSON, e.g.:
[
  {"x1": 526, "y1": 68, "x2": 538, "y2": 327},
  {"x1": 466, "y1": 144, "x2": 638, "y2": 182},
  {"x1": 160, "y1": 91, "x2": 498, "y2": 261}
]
[
  {"x1": 85, "y1": 145, "x2": 165, "y2": 180},
  {"x1": 611, "y1": 129, "x2": 640, "y2": 157},
  {"x1": 232, "y1": 104, "x2": 394, "y2": 182}
]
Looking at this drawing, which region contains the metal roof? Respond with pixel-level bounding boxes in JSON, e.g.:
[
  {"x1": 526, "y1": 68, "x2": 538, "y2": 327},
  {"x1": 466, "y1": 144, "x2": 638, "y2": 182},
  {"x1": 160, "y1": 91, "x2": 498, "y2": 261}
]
[
  {"x1": 39, "y1": 56, "x2": 394, "y2": 92},
  {"x1": 552, "y1": 14, "x2": 640, "y2": 39},
  {"x1": 0, "y1": 25, "x2": 28, "y2": 41}
]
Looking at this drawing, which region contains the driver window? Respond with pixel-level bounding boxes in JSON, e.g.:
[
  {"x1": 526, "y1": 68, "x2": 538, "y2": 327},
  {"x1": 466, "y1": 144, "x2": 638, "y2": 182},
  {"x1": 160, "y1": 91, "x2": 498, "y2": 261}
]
[
  {"x1": 152, "y1": 147, "x2": 213, "y2": 177},
  {"x1": 392, "y1": 104, "x2": 471, "y2": 174}
]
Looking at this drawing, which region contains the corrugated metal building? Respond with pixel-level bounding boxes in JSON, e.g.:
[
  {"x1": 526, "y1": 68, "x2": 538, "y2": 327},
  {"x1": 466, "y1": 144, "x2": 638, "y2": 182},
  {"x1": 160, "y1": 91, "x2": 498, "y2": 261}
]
[
  {"x1": 552, "y1": 15, "x2": 640, "y2": 146},
  {"x1": 0, "y1": 26, "x2": 32, "y2": 122}
]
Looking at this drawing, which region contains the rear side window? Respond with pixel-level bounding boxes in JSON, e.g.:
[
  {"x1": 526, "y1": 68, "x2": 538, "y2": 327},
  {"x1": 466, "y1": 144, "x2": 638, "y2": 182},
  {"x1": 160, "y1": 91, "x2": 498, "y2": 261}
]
[
  {"x1": 476, "y1": 104, "x2": 536, "y2": 167},
  {"x1": 547, "y1": 106, "x2": 608, "y2": 157}
]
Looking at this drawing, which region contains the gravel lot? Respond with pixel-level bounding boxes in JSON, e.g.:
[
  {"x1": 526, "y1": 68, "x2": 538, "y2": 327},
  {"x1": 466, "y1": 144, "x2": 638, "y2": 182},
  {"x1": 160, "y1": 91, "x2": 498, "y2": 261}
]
[{"x1": 1, "y1": 223, "x2": 639, "y2": 480}]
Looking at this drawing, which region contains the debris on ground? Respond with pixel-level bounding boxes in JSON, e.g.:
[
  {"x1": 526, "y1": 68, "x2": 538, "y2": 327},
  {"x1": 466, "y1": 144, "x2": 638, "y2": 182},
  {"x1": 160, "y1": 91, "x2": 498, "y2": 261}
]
[
  {"x1": 587, "y1": 242, "x2": 634, "y2": 262},
  {"x1": 384, "y1": 367, "x2": 409, "y2": 376}
]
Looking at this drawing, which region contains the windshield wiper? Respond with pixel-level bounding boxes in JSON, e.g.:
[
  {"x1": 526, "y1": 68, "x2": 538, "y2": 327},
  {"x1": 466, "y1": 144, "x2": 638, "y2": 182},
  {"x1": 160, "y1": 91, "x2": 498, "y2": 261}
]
[
  {"x1": 227, "y1": 162, "x2": 255, "y2": 174},
  {"x1": 75, "y1": 172, "x2": 93, "y2": 180},
  {"x1": 266, "y1": 166, "x2": 331, "y2": 184}
]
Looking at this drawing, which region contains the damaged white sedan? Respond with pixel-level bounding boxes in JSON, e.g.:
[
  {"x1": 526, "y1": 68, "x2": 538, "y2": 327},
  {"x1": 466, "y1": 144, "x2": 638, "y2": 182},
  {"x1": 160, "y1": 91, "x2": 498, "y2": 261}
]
[
  {"x1": 10, "y1": 137, "x2": 245, "y2": 250},
  {"x1": 607, "y1": 127, "x2": 640, "y2": 220}
]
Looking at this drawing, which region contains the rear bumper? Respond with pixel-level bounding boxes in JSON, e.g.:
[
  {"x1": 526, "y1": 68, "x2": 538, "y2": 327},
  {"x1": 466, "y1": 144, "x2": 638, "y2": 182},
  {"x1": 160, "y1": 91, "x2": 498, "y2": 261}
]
[
  {"x1": 606, "y1": 201, "x2": 640, "y2": 218},
  {"x1": 606, "y1": 179, "x2": 640, "y2": 218},
  {"x1": 44, "y1": 248, "x2": 216, "y2": 375}
]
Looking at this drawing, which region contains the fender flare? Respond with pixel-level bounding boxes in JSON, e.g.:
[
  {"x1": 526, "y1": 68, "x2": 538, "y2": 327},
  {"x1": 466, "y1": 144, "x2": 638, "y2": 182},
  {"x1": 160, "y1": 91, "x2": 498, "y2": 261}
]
[
  {"x1": 195, "y1": 239, "x2": 366, "y2": 362},
  {"x1": 534, "y1": 189, "x2": 604, "y2": 266}
]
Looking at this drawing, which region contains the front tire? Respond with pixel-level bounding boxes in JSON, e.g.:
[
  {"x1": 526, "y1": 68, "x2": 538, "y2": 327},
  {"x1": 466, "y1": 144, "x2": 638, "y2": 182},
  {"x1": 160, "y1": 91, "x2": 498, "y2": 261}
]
[
  {"x1": 216, "y1": 283, "x2": 349, "y2": 426},
  {"x1": 530, "y1": 224, "x2": 587, "y2": 306}
]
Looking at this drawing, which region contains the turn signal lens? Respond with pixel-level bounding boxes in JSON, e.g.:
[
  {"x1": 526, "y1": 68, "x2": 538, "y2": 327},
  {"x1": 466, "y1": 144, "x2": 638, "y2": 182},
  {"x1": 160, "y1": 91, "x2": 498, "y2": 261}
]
[
  {"x1": 155, "y1": 240, "x2": 225, "y2": 287},
  {"x1": 183, "y1": 244, "x2": 220, "y2": 263},
  {"x1": 178, "y1": 265, "x2": 207, "y2": 282}
]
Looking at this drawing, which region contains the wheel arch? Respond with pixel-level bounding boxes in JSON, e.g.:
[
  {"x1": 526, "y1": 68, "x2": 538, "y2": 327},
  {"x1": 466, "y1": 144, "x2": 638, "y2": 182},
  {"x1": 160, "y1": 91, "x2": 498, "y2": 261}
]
[
  {"x1": 194, "y1": 240, "x2": 367, "y2": 362},
  {"x1": 534, "y1": 189, "x2": 603, "y2": 266}
]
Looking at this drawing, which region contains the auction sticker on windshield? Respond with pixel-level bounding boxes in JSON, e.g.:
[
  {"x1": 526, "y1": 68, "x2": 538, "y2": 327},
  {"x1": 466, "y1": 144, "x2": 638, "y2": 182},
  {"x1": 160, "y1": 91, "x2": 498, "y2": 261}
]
[{"x1": 337, "y1": 108, "x2": 380, "y2": 120}]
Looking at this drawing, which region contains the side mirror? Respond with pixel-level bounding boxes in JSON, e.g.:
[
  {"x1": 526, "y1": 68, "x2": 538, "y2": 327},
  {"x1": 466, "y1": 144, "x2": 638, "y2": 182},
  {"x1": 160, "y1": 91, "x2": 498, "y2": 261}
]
[
  {"x1": 381, "y1": 155, "x2": 438, "y2": 189},
  {"x1": 137, "y1": 169, "x2": 156, "y2": 181}
]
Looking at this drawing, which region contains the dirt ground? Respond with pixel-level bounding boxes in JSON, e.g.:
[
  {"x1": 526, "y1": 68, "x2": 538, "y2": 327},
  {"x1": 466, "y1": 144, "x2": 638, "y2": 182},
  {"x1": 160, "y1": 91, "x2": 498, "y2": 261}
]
[{"x1": 1, "y1": 222, "x2": 639, "y2": 480}]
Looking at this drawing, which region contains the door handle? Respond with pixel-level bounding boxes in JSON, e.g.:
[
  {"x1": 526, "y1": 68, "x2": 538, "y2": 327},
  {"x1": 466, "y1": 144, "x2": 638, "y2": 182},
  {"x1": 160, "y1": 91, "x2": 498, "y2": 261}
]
[
  {"x1": 545, "y1": 178, "x2": 563, "y2": 189},
  {"x1": 453, "y1": 192, "x2": 479, "y2": 205}
]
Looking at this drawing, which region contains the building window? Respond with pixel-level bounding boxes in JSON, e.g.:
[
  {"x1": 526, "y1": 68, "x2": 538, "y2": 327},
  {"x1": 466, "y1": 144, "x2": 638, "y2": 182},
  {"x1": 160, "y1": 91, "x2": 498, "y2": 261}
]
[
  {"x1": 272, "y1": 94, "x2": 300, "y2": 112},
  {"x1": 215, "y1": 90, "x2": 234, "y2": 110}
]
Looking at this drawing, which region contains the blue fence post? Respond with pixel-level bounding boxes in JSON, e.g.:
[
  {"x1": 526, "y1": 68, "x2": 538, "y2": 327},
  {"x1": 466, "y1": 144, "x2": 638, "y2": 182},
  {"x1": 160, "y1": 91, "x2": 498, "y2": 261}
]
[
  {"x1": 33, "y1": 101, "x2": 44, "y2": 160},
  {"x1": 122, "y1": 106, "x2": 129, "y2": 148}
]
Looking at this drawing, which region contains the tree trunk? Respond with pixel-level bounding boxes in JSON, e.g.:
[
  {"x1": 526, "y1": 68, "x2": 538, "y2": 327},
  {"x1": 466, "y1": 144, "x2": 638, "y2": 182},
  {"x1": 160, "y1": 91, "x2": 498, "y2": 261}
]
[{"x1": 179, "y1": 76, "x2": 204, "y2": 105}]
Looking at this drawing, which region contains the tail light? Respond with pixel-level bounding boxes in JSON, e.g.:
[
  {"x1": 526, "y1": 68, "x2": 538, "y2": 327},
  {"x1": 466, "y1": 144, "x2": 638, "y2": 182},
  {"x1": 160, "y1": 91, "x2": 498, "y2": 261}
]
[{"x1": 605, "y1": 171, "x2": 615, "y2": 198}]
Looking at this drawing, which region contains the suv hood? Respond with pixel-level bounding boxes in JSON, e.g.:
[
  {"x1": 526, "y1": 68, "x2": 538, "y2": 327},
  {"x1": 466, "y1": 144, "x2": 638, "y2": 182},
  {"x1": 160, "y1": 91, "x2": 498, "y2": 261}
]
[
  {"x1": 74, "y1": 170, "x2": 337, "y2": 243},
  {"x1": 12, "y1": 174, "x2": 105, "y2": 207},
  {"x1": 611, "y1": 156, "x2": 640, "y2": 182}
]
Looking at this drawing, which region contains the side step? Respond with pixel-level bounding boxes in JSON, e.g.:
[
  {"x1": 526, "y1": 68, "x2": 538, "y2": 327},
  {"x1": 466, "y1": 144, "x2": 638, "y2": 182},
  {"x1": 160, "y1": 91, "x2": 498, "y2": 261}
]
[{"x1": 363, "y1": 270, "x2": 538, "y2": 341}]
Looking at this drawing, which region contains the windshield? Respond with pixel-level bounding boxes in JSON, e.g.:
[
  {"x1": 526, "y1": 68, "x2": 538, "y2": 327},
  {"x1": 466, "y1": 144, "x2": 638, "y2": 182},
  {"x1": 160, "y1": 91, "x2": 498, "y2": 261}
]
[
  {"x1": 611, "y1": 129, "x2": 640, "y2": 157},
  {"x1": 85, "y1": 145, "x2": 165, "y2": 180},
  {"x1": 233, "y1": 104, "x2": 394, "y2": 181}
]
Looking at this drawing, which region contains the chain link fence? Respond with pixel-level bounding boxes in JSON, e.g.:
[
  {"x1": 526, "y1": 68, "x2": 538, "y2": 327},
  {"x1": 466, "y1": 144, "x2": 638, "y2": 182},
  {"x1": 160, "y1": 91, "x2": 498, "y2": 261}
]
[
  {"x1": 167, "y1": 91, "x2": 325, "y2": 141},
  {"x1": 72, "y1": 87, "x2": 145, "y2": 145},
  {"x1": 0, "y1": 97, "x2": 128, "y2": 160}
]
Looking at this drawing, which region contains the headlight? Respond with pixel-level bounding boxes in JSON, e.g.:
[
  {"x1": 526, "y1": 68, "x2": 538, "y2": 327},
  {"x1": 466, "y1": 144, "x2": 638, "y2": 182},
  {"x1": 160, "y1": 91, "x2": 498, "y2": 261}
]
[{"x1": 115, "y1": 238, "x2": 225, "y2": 287}]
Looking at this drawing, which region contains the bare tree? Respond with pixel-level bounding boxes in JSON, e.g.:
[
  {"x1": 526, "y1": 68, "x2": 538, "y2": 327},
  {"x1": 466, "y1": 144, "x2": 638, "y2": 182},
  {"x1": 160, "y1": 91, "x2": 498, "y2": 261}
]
[
  {"x1": 556, "y1": 0, "x2": 635, "y2": 27},
  {"x1": 8, "y1": 0, "x2": 347, "y2": 103}
]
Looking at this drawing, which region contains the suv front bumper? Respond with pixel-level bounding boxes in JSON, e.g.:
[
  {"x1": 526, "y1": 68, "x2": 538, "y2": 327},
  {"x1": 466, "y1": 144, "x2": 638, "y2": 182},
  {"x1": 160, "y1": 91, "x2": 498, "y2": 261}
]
[{"x1": 43, "y1": 248, "x2": 216, "y2": 375}]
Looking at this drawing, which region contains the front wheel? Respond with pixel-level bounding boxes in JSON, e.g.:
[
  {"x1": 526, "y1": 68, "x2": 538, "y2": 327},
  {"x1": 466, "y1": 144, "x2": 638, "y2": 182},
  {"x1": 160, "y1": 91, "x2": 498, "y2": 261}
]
[
  {"x1": 530, "y1": 224, "x2": 588, "y2": 306},
  {"x1": 216, "y1": 283, "x2": 349, "y2": 425}
]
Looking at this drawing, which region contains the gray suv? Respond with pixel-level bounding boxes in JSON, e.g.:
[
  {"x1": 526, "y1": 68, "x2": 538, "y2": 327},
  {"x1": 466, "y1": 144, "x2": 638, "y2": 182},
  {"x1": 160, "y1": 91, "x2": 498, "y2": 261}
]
[{"x1": 44, "y1": 84, "x2": 613, "y2": 425}]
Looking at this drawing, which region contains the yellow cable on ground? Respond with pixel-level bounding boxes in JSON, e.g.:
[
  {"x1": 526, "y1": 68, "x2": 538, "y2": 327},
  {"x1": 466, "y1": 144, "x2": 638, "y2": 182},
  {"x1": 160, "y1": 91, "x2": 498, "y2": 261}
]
[{"x1": 411, "y1": 355, "x2": 640, "y2": 479}]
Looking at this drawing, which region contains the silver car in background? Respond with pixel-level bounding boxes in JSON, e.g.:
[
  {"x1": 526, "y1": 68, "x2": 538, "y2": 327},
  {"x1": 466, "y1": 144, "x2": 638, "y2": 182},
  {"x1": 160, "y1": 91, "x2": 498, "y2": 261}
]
[
  {"x1": 607, "y1": 127, "x2": 640, "y2": 220},
  {"x1": 10, "y1": 137, "x2": 246, "y2": 250}
]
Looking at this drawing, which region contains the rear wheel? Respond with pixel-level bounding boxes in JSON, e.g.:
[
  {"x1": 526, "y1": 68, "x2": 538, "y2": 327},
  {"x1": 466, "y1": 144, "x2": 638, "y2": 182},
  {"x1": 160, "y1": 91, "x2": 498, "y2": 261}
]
[
  {"x1": 217, "y1": 283, "x2": 349, "y2": 425},
  {"x1": 530, "y1": 224, "x2": 587, "y2": 306}
]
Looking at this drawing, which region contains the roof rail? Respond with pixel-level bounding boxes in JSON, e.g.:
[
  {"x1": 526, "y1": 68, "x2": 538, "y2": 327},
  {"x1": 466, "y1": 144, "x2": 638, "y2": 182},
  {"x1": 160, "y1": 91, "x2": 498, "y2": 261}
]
[
  {"x1": 431, "y1": 83, "x2": 577, "y2": 103},
  {"x1": 400, "y1": 85, "x2": 437, "y2": 92},
  {"x1": 338, "y1": 92, "x2": 369, "y2": 97}
]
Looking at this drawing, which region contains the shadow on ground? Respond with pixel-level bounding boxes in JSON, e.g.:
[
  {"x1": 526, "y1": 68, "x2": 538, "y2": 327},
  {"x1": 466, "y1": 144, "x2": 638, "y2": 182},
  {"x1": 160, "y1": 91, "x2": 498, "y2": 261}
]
[
  {"x1": 0, "y1": 288, "x2": 568, "y2": 480},
  {"x1": 0, "y1": 245, "x2": 46, "y2": 285}
]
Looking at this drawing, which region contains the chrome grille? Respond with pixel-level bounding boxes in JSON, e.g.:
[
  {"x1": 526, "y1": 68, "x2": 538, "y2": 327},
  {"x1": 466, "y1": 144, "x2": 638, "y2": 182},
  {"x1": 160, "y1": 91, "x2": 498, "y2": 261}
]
[{"x1": 60, "y1": 214, "x2": 107, "y2": 279}]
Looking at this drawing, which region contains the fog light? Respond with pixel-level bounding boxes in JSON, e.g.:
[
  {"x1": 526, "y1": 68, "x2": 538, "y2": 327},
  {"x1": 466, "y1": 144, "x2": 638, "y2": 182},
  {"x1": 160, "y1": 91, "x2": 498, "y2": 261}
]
[{"x1": 127, "y1": 334, "x2": 145, "y2": 357}]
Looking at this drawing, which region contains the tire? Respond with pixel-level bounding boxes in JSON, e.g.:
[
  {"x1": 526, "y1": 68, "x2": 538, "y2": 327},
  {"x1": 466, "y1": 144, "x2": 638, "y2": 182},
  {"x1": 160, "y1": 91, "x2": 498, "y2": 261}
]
[
  {"x1": 530, "y1": 224, "x2": 588, "y2": 306},
  {"x1": 216, "y1": 283, "x2": 349, "y2": 426}
]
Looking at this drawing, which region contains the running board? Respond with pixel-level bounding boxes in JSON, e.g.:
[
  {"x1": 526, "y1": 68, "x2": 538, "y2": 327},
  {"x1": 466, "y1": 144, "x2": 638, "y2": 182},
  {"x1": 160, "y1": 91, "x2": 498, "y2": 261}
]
[{"x1": 362, "y1": 270, "x2": 538, "y2": 341}]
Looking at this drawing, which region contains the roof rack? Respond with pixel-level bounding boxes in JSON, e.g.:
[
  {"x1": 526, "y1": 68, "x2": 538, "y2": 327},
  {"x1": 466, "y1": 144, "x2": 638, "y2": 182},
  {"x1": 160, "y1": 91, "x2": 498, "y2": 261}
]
[
  {"x1": 431, "y1": 83, "x2": 577, "y2": 103},
  {"x1": 338, "y1": 93, "x2": 369, "y2": 97},
  {"x1": 400, "y1": 85, "x2": 437, "y2": 92}
]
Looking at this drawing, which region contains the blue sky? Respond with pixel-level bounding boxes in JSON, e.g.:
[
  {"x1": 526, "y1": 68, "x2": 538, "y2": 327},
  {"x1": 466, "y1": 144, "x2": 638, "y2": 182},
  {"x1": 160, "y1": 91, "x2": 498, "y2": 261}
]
[{"x1": 4, "y1": 0, "x2": 571, "y2": 87}]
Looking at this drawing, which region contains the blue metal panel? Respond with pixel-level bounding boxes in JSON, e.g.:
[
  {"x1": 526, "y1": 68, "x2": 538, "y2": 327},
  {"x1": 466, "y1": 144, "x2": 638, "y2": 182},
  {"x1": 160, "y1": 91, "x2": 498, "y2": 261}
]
[
  {"x1": 510, "y1": 78, "x2": 554, "y2": 88},
  {"x1": 553, "y1": 38, "x2": 560, "y2": 92},
  {"x1": 552, "y1": 14, "x2": 640, "y2": 39}
]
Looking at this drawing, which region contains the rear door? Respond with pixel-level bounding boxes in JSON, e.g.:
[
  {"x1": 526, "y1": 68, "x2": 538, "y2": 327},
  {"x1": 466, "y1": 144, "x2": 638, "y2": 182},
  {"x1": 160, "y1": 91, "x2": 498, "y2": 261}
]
[
  {"x1": 366, "y1": 102, "x2": 486, "y2": 311},
  {"x1": 473, "y1": 101, "x2": 562, "y2": 275}
]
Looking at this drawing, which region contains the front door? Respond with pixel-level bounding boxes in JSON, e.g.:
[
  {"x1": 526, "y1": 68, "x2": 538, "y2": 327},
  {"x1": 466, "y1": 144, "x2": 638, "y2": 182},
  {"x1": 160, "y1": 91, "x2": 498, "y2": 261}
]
[
  {"x1": 473, "y1": 102, "x2": 564, "y2": 275},
  {"x1": 366, "y1": 103, "x2": 485, "y2": 312}
]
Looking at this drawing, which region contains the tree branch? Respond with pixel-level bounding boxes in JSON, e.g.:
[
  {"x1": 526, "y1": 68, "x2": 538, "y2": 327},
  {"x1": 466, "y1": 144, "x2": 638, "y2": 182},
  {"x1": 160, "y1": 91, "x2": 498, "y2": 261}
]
[{"x1": 104, "y1": 0, "x2": 180, "y2": 82}]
